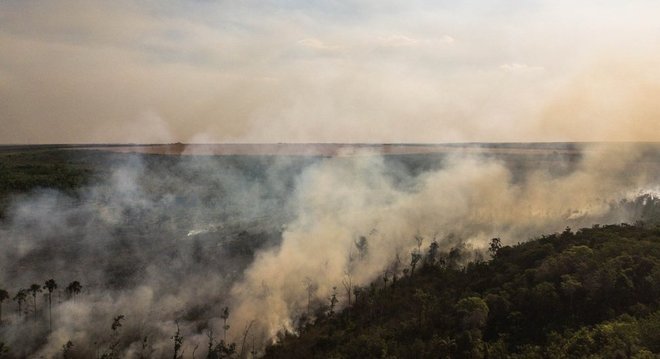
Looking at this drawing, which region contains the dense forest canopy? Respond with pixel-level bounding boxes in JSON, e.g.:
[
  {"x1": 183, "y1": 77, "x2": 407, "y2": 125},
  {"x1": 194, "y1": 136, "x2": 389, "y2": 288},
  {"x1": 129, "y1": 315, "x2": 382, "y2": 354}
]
[{"x1": 264, "y1": 222, "x2": 660, "y2": 358}]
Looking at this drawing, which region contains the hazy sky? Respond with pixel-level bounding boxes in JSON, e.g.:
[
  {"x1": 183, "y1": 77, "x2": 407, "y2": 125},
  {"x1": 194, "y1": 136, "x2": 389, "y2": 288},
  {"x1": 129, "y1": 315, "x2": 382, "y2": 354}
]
[{"x1": 1, "y1": 0, "x2": 659, "y2": 144}]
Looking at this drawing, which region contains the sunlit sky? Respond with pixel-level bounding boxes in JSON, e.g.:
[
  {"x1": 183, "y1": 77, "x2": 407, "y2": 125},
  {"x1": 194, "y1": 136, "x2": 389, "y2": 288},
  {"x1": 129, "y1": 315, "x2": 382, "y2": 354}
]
[{"x1": 1, "y1": 0, "x2": 659, "y2": 144}]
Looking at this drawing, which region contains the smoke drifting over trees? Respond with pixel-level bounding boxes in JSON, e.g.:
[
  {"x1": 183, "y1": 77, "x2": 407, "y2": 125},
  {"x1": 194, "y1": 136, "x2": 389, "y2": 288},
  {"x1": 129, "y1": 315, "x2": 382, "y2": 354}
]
[{"x1": 0, "y1": 143, "x2": 659, "y2": 357}]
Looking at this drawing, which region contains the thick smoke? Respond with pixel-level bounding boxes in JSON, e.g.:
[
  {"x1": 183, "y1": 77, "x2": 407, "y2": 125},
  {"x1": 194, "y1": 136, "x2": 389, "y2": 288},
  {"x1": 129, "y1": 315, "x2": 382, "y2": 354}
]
[
  {"x1": 0, "y1": 154, "x2": 308, "y2": 357},
  {"x1": 0, "y1": 144, "x2": 658, "y2": 357},
  {"x1": 227, "y1": 144, "x2": 660, "y2": 343}
]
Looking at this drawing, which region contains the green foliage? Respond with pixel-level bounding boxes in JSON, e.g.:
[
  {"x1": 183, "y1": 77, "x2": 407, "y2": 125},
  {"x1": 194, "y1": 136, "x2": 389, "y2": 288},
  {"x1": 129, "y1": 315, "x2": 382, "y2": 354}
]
[
  {"x1": 488, "y1": 237, "x2": 502, "y2": 258},
  {"x1": 0, "y1": 149, "x2": 106, "y2": 218},
  {"x1": 264, "y1": 223, "x2": 660, "y2": 358}
]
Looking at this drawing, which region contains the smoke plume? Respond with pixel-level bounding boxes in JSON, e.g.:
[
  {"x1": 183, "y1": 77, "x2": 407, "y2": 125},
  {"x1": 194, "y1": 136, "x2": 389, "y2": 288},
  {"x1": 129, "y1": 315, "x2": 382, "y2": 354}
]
[{"x1": 0, "y1": 144, "x2": 658, "y2": 357}]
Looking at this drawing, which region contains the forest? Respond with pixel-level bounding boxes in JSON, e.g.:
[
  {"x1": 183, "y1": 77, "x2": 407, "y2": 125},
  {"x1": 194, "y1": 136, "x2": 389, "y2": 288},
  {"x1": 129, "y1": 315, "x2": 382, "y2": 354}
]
[
  {"x1": 2, "y1": 219, "x2": 660, "y2": 358},
  {"x1": 4, "y1": 0, "x2": 660, "y2": 356},
  {"x1": 264, "y1": 222, "x2": 660, "y2": 358},
  {"x1": 0, "y1": 145, "x2": 659, "y2": 358}
]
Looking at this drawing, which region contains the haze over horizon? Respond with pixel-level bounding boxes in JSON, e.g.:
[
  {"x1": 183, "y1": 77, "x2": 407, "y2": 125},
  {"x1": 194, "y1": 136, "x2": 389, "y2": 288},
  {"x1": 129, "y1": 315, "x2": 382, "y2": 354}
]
[
  {"x1": 1, "y1": 0, "x2": 659, "y2": 144},
  {"x1": 2, "y1": 3, "x2": 660, "y2": 356}
]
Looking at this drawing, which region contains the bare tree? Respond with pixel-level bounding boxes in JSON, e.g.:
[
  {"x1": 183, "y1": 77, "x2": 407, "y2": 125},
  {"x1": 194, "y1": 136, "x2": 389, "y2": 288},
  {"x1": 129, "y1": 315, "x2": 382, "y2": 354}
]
[
  {"x1": 239, "y1": 320, "x2": 254, "y2": 358},
  {"x1": 172, "y1": 321, "x2": 183, "y2": 359},
  {"x1": 341, "y1": 273, "x2": 353, "y2": 306}
]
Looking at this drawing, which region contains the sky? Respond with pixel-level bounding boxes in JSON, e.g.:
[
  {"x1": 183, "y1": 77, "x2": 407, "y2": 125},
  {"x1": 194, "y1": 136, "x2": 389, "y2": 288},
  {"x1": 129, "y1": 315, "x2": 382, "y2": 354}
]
[{"x1": 1, "y1": 0, "x2": 659, "y2": 144}]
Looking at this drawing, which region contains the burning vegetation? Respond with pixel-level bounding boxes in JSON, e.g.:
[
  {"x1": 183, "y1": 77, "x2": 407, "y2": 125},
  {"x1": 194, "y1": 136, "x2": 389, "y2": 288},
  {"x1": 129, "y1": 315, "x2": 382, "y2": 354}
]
[{"x1": 0, "y1": 143, "x2": 659, "y2": 358}]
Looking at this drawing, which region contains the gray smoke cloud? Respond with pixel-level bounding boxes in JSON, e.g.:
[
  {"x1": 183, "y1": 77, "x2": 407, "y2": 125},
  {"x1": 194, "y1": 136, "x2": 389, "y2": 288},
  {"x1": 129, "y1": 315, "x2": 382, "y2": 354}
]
[
  {"x1": 0, "y1": 153, "x2": 309, "y2": 357},
  {"x1": 0, "y1": 144, "x2": 658, "y2": 358},
  {"x1": 227, "y1": 144, "x2": 660, "y2": 343}
]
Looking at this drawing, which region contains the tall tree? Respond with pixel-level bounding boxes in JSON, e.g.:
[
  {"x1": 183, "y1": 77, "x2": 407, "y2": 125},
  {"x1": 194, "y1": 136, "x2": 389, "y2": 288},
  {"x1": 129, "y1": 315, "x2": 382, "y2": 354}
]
[
  {"x1": 43, "y1": 279, "x2": 57, "y2": 330},
  {"x1": 220, "y1": 307, "x2": 230, "y2": 342},
  {"x1": 303, "y1": 278, "x2": 318, "y2": 316},
  {"x1": 66, "y1": 281, "x2": 82, "y2": 301},
  {"x1": 409, "y1": 251, "x2": 422, "y2": 277},
  {"x1": 12, "y1": 289, "x2": 27, "y2": 318},
  {"x1": 62, "y1": 341, "x2": 74, "y2": 359},
  {"x1": 328, "y1": 287, "x2": 339, "y2": 317},
  {"x1": 28, "y1": 284, "x2": 42, "y2": 322},
  {"x1": 488, "y1": 237, "x2": 502, "y2": 258},
  {"x1": 102, "y1": 315, "x2": 124, "y2": 359},
  {"x1": 0, "y1": 289, "x2": 9, "y2": 324},
  {"x1": 426, "y1": 240, "x2": 439, "y2": 267},
  {"x1": 341, "y1": 273, "x2": 353, "y2": 306},
  {"x1": 355, "y1": 236, "x2": 368, "y2": 259}
]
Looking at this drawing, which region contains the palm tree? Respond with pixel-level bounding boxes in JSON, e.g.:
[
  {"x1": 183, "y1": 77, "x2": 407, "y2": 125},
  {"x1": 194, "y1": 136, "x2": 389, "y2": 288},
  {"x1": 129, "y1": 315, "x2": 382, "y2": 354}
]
[
  {"x1": 66, "y1": 281, "x2": 82, "y2": 301},
  {"x1": 220, "y1": 307, "x2": 230, "y2": 342},
  {"x1": 43, "y1": 279, "x2": 57, "y2": 330},
  {"x1": 28, "y1": 284, "x2": 42, "y2": 322},
  {"x1": 12, "y1": 289, "x2": 27, "y2": 318},
  {"x1": 0, "y1": 289, "x2": 9, "y2": 324}
]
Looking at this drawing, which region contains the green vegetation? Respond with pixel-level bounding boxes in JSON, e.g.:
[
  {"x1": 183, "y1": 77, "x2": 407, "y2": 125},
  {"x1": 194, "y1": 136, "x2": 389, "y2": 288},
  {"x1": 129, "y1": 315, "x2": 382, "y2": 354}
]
[
  {"x1": 0, "y1": 146, "x2": 658, "y2": 357},
  {"x1": 265, "y1": 224, "x2": 660, "y2": 358},
  {"x1": 0, "y1": 149, "x2": 105, "y2": 218}
]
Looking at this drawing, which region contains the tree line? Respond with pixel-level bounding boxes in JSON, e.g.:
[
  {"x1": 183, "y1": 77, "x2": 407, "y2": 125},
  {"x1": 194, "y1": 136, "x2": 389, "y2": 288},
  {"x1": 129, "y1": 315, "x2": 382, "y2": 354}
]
[
  {"x1": 2, "y1": 222, "x2": 660, "y2": 358},
  {"x1": 0, "y1": 280, "x2": 82, "y2": 328},
  {"x1": 265, "y1": 223, "x2": 660, "y2": 358}
]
